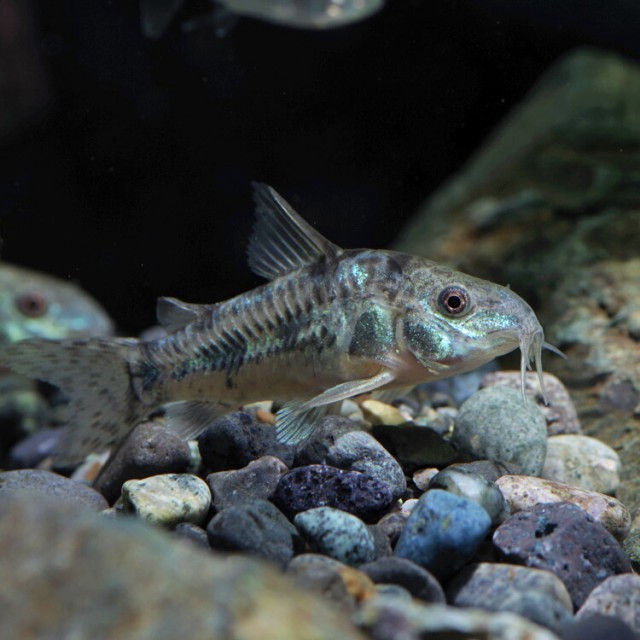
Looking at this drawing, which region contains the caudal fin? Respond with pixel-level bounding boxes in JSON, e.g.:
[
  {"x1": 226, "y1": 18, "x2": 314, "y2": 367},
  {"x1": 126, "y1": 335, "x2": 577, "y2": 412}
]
[{"x1": 0, "y1": 337, "x2": 147, "y2": 466}]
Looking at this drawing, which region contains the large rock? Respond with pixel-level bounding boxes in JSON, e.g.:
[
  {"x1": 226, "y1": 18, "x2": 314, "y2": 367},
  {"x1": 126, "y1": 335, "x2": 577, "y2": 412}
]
[
  {"x1": 393, "y1": 48, "x2": 640, "y2": 515},
  {"x1": 0, "y1": 494, "x2": 364, "y2": 640}
]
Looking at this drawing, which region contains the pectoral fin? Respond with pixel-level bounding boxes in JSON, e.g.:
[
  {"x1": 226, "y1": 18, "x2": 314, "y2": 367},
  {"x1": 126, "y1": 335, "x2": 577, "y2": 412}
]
[{"x1": 275, "y1": 369, "x2": 397, "y2": 445}]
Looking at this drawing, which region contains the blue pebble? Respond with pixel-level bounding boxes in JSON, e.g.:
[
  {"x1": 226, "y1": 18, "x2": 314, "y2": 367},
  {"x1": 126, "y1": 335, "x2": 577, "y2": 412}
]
[{"x1": 394, "y1": 489, "x2": 491, "y2": 581}]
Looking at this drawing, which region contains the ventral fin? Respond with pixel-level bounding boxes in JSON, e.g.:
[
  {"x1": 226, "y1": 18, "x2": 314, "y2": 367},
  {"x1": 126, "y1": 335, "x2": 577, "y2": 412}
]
[
  {"x1": 156, "y1": 297, "x2": 205, "y2": 333},
  {"x1": 247, "y1": 182, "x2": 342, "y2": 281},
  {"x1": 163, "y1": 400, "x2": 232, "y2": 440}
]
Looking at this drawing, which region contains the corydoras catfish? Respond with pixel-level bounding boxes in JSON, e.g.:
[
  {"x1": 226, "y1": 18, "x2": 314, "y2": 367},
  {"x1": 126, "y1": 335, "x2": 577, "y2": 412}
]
[{"x1": 0, "y1": 184, "x2": 559, "y2": 466}]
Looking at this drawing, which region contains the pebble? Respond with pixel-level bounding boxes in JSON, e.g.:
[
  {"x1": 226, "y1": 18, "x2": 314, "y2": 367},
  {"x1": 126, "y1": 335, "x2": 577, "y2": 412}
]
[
  {"x1": 206, "y1": 499, "x2": 301, "y2": 568},
  {"x1": 197, "y1": 411, "x2": 295, "y2": 471},
  {"x1": 122, "y1": 473, "x2": 211, "y2": 527},
  {"x1": 374, "y1": 584, "x2": 413, "y2": 601},
  {"x1": 294, "y1": 415, "x2": 362, "y2": 466},
  {"x1": 370, "y1": 424, "x2": 457, "y2": 472},
  {"x1": 394, "y1": 489, "x2": 492, "y2": 581},
  {"x1": 446, "y1": 563, "x2": 573, "y2": 634},
  {"x1": 294, "y1": 507, "x2": 376, "y2": 566},
  {"x1": 376, "y1": 511, "x2": 408, "y2": 546},
  {"x1": 412, "y1": 467, "x2": 439, "y2": 491},
  {"x1": 576, "y1": 574, "x2": 640, "y2": 634},
  {"x1": 541, "y1": 434, "x2": 621, "y2": 495},
  {"x1": 359, "y1": 556, "x2": 445, "y2": 603},
  {"x1": 326, "y1": 430, "x2": 407, "y2": 500},
  {"x1": 6, "y1": 427, "x2": 61, "y2": 469},
  {"x1": 623, "y1": 514, "x2": 640, "y2": 572},
  {"x1": 367, "y1": 523, "x2": 393, "y2": 560},
  {"x1": 0, "y1": 468, "x2": 108, "y2": 511},
  {"x1": 206, "y1": 455, "x2": 288, "y2": 512},
  {"x1": 452, "y1": 386, "x2": 548, "y2": 476},
  {"x1": 357, "y1": 597, "x2": 561, "y2": 640},
  {"x1": 93, "y1": 421, "x2": 192, "y2": 504},
  {"x1": 493, "y1": 501, "x2": 632, "y2": 609},
  {"x1": 360, "y1": 399, "x2": 407, "y2": 425},
  {"x1": 427, "y1": 466, "x2": 509, "y2": 526},
  {"x1": 173, "y1": 522, "x2": 210, "y2": 549},
  {"x1": 481, "y1": 370, "x2": 581, "y2": 435},
  {"x1": 273, "y1": 464, "x2": 395, "y2": 523},
  {"x1": 496, "y1": 474, "x2": 631, "y2": 541},
  {"x1": 564, "y1": 613, "x2": 637, "y2": 640},
  {"x1": 448, "y1": 459, "x2": 523, "y2": 482}
]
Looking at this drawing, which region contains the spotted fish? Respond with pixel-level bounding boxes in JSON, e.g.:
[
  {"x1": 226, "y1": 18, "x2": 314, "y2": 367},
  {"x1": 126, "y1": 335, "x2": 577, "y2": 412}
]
[{"x1": 0, "y1": 183, "x2": 560, "y2": 465}]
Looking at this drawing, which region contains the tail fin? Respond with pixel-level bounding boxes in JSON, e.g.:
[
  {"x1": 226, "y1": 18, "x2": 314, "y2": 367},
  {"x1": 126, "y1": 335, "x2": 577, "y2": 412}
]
[{"x1": 0, "y1": 337, "x2": 147, "y2": 466}]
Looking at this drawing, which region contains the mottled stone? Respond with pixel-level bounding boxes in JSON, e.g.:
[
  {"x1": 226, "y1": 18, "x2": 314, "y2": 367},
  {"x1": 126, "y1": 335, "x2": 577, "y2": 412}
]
[
  {"x1": 197, "y1": 411, "x2": 295, "y2": 471},
  {"x1": 360, "y1": 556, "x2": 445, "y2": 603},
  {"x1": 361, "y1": 399, "x2": 407, "y2": 425},
  {"x1": 412, "y1": 467, "x2": 439, "y2": 491},
  {"x1": 446, "y1": 563, "x2": 573, "y2": 634},
  {"x1": 0, "y1": 468, "x2": 107, "y2": 511},
  {"x1": 370, "y1": 424, "x2": 457, "y2": 473},
  {"x1": 428, "y1": 466, "x2": 509, "y2": 526},
  {"x1": 481, "y1": 371, "x2": 581, "y2": 435},
  {"x1": 564, "y1": 613, "x2": 637, "y2": 640},
  {"x1": 326, "y1": 430, "x2": 407, "y2": 500},
  {"x1": 395, "y1": 489, "x2": 492, "y2": 581},
  {"x1": 206, "y1": 499, "x2": 300, "y2": 568},
  {"x1": 493, "y1": 501, "x2": 632, "y2": 609},
  {"x1": 542, "y1": 434, "x2": 621, "y2": 495},
  {"x1": 576, "y1": 574, "x2": 640, "y2": 634},
  {"x1": 0, "y1": 494, "x2": 364, "y2": 639},
  {"x1": 122, "y1": 473, "x2": 211, "y2": 527},
  {"x1": 496, "y1": 474, "x2": 631, "y2": 541},
  {"x1": 357, "y1": 597, "x2": 561, "y2": 640},
  {"x1": 206, "y1": 455, "x2": 288, "y2": 512},
  {"x1": 376, "y1": 511, "x2": 408, "y2": 546},
  {"x1": 273, "y1": 464, "x2": 394, "y2": 523},
  {"x1": 294, "y1": 507, "x2": 376, "y2": 566},
  {"x1": 452, "y1": 386, "x2": 548, "y2": 476},
  {"x1": 623, "y1": 514, "x2": 640, "y2": 572},
  {"x1": 93, "y1": 421, "x2": 191, "y2": 504}
]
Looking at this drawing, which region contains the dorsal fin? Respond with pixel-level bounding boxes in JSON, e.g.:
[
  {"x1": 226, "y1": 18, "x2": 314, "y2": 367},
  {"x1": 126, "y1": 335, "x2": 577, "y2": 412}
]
[
  {"x1": 156, "y1": 296, "x2": 204, "y2": 332},
  {"x1": 247, "y1": 182, "x2": 342, "y2": 280}
]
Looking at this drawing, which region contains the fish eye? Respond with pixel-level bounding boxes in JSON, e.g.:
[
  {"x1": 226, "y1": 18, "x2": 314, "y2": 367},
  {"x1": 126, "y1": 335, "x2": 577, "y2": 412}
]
[
  {"x1": 15, "y1": 291, "x2": 48, "y2": 318},
  {"x1": 437, "y1": 286, "x2": 469, "y2": 316}
]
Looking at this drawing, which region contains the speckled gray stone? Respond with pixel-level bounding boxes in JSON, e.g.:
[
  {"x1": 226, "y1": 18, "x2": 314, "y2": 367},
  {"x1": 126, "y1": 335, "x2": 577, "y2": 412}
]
[
  {"x1": 122, "y1": 473, "x2": 211, "y2": 527},
  {"x1": 295, "y1": 507, "x2": 376, "y2": 566},
  {"x1": 326, "y1": 430, "x2": 407, "y2": 500},
  {"x1": 452, "y1": 386, "x2": 548, "y2": 476}
]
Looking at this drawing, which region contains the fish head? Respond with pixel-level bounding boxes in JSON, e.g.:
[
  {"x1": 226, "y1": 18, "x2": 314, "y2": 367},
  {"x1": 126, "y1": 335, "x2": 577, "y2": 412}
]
[
  {"x1": 400, "y1": 259, "x2": 548, "y2": 399},
  {"x1": 0, "y1": 264, "x2": 115, "y2": 346}
]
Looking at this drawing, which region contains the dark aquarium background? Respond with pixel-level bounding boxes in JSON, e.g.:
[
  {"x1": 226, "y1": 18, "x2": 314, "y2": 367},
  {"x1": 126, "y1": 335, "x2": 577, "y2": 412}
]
[{"x1": 2, "y1": 0, "x2": 640, "y2": 334}]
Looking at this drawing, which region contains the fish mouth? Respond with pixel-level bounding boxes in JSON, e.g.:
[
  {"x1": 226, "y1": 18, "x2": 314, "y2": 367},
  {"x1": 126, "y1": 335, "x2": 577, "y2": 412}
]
[{"x1": 518, "y1": 329, "x2": 565, "y2": 404}]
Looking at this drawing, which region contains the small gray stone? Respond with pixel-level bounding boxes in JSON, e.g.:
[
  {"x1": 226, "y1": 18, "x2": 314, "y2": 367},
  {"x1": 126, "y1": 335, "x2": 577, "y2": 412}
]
[
  {"x1": 294, "y1": 415, "x2": 362, "y2": 466},
  {"x1": 93, "y1": 421, "x2": 192, "y2": 504},
  {"x1": 326, "y1": 430, "x2": 407, "y2": 500},
  {"x1": 576, "y1": 574, "x2": 640, "y2": 635},
  {"x1": 0, "y1": 469, "x2": 107, "y2": 511},
  {"x1": 122, "y1": 473, "x2": 211, "y2": 527},
  {"x1": 206, "y1": 455, "x2": 288, "y2": 512},
  {"x1": 376, "y1": 511, "x2": 408, "y2": 546},
  {"x1": 448, "y1": 459, "x2": 523, "y2": 483},
  {"x1": 452, "y1": 386, "x2": 548, "y2": 476},
  {"x1": 446, "y1": 563, "x2": 573, "y2": 634},
  {"x1": 428, "y1": 466, "x2": 509, "y2": 526},
  {"x1": 375, "y1": 584, "x2": 413, "y2": 600},
  {"x1": 294, "y1": 506, "x2": 376, "y2": 566},
  {"x1": 564, "y1": 613, "x2": 637, "y2": 640},
  {"x1": 173, "y1": 522, "x2": 210, "y2": 549},
  {"x1": 542, "y1": 435, "x2": 621, "y2": 495},
  {"x1": 367, "y1": 523, "x2": 393, "y2": 560}
]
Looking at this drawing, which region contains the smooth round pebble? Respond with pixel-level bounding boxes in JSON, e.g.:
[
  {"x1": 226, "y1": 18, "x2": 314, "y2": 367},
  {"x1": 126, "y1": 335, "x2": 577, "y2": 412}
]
[
  {"x1": 0, "y1": 468, "x2": 108, "y2": 511},
  {"x1": 360, "y1": 556, "x2": 445, "y2": 603},
  {"x1": 446, "y1": 562, "x2": 573, "y2": 634},
  {"x1": 122, "y1": 473, "x2": 211, "y2": 527},
  {"x1": 375, "y1": 584, "x2": 413, "y2": 601},
  {"x1": 564, "y1": 613, "x2": 637, "y2": 640},
  {"x1": 496, "y1": 474, "x2": 631, "y2": 541},
  {"x1": 448, "y1": 459, "x2": 522, "y2": 483},
  {"x1": 542, "y1": 434, "x2": 621, "y2": 495},
  {"x1": 360, "y1": 399, "x2": 407, "y2": 425},
  {"x1": 412, "y1": 467, "x2": 439, "y2": 491},
  {"x1": 206, "y1": 499, "x2": 300, "y2": 568},
  {"x1": 206, "y1": 455, "x2": 288, "y2": 512},
  {"x1": 452, "y1": 386, "x2": 548, "y2": 475},
  {"x1": 7, "y1": 427, "x2": 61, "y2": 469},
  {"x1": 576, "y1": 574, "x2": 640, "y2": 634},
  {"x1": 294, "y1": 415, "x2": 362, "y2": 466},
  {"x1": 173, "y1": 522, "x2": 210, "y2": 549},
  {"x1": 493, "y1": 501, "x2": 632, "y2": 609},
  {"x1": 394, "y1": 489, "x2": 492, "y2": 581},
  {"x1": 326, "y1": 430, "x2": 407, "y2": 500},
  {"x1": 376, "y1": 511, "x2": 408, "y2": 546},
  {"x1": 294, "y1": 507, "x2": 376, "y2": 566},
  {"x1": 273, "y1": 464, "x2": 394, "y2": 523},
  {"x1": 93, "y1": 421, "x2": 192, "y2": 504},
  {"x1": 428, "y1": 466, "x2": 509, "y2": 526}
]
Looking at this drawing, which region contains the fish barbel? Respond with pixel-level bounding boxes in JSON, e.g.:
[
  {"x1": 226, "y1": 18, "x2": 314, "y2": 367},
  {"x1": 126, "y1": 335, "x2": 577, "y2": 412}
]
[{"x1": 0, "y1": 184, "x2": 558, "y2": 465}]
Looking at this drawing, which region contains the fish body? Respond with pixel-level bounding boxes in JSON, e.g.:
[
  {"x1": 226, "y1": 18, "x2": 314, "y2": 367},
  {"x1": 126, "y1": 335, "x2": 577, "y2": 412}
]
[
  {"x1": 0, "y1": 184, "x2": 554, "y2": 465},
  {"x1": 0, "y1": 263, "x2": 114, "y2": 346}
]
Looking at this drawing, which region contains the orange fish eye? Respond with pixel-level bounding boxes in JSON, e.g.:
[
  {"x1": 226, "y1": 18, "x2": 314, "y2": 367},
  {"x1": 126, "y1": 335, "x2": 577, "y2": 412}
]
[
  {"x1": 438, "y1": 286, "x2": 469, "y2": 316},
  {"x1": 15, "y1": 291, "x2": 49, "y2": 318}
]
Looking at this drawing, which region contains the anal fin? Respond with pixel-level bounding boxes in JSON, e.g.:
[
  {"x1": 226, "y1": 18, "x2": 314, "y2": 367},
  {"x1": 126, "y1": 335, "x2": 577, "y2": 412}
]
[{"x1": 163, "y1": 400, "x2": 234, "y2": 440}]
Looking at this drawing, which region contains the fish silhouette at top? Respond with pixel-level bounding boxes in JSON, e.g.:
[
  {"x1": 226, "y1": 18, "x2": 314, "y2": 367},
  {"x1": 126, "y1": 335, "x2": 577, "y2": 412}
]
[{"x1": 0, "y1": 184, "x2": 560, "y2": 465}]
